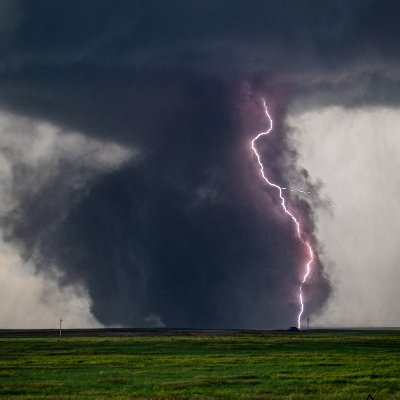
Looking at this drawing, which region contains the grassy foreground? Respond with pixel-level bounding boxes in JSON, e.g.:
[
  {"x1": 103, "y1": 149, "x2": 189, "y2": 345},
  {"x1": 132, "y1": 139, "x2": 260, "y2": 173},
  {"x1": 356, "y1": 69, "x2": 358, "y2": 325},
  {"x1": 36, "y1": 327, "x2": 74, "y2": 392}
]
[{"x1": 0, "y1": 331, "x2": 399, "y2": 399}]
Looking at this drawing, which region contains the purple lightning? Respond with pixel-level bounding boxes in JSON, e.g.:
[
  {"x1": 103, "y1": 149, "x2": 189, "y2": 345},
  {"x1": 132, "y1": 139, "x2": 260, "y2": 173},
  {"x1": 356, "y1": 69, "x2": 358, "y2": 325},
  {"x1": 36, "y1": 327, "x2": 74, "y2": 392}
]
[{"x1": 251, "y1": 98, "x2": 314, "y2": 329}]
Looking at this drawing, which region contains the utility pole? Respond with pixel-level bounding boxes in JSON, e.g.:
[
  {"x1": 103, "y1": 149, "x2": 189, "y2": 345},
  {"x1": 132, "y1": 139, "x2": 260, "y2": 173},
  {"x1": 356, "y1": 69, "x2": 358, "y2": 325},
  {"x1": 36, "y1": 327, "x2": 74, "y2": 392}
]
[{"x1": 59, "y1": 318, "x2": 62, "y2": 338}]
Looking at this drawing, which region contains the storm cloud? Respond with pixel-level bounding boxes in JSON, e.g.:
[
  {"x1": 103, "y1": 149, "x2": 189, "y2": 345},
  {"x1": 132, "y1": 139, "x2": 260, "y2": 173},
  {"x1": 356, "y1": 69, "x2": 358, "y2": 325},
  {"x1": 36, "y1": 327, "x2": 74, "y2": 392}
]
[{"x1": 0, "y1": 0, "x2": 399, "y2": 328}]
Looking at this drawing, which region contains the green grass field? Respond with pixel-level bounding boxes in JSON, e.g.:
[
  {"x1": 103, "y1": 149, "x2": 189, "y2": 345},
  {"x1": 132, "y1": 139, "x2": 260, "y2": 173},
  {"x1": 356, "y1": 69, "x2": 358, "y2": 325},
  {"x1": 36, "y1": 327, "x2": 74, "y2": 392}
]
[{"x1": 0, "y1": 331, "x2": 399, "y2": 399}]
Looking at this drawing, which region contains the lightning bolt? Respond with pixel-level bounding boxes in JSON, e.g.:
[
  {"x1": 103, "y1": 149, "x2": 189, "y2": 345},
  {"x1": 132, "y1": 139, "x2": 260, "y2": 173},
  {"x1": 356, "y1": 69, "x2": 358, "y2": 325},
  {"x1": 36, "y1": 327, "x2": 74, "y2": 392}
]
[
  {"x1": 251, "y1": 98, "x2": 314, "y2": 329},
  {"x1": 283, "y1": 187, "x2": 335, "y2": 209}
]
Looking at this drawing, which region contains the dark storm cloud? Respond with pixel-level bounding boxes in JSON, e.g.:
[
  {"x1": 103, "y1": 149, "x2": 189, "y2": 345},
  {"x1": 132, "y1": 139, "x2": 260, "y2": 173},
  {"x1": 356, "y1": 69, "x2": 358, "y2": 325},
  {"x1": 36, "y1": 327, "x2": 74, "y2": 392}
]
[{"x1": 0, "y1": 0, "x2": 398, "y2": 327}]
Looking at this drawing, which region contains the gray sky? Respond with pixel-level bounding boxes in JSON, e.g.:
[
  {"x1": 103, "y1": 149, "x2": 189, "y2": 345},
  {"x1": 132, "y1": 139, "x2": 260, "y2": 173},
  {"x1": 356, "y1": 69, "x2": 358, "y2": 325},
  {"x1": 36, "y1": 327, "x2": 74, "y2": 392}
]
[
  {"x1": 289, "y1": 106, "x2": 400, "y2": 326},
  {"x1": 0, "y1": 0, "x2": 399, "y2": 328},
  {"x1": 0, "y1": 111, "x2": 131, "y2": 327}
]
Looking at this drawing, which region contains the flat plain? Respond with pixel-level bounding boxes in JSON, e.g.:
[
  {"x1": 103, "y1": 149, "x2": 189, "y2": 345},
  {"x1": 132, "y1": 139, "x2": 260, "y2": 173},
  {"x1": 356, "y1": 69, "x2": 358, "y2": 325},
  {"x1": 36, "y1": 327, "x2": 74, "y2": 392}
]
[{"x1": 0, "y1": 330, "x2": 399, "y2": 399}]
